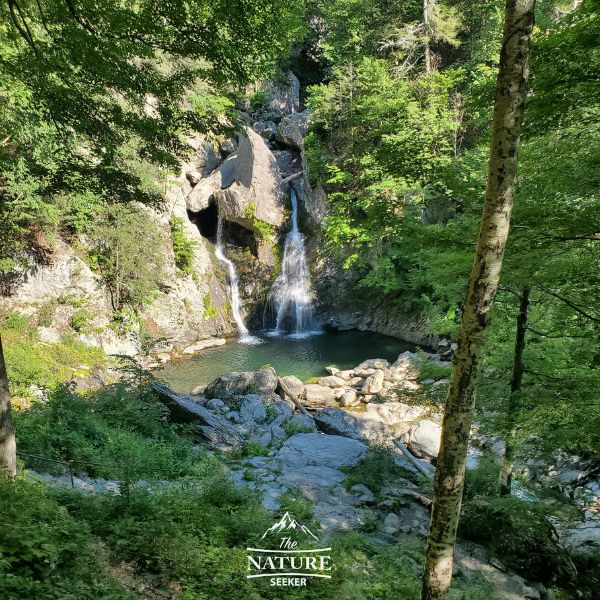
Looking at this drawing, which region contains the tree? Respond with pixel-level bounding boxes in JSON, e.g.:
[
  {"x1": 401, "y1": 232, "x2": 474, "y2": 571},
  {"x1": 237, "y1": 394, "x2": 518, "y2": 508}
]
[
  {"x1": 0, "y1": 335, "x2": 16, "y2": 478},
  {"x1": 89, "y1": 204, "x2": 166, "y2": 310},
  {"x1": 500, "y1": 286, "x2": 530, "y2": 495},
  {"x1": 421, "y1": 1, "x2": 536, "y2": 598}
]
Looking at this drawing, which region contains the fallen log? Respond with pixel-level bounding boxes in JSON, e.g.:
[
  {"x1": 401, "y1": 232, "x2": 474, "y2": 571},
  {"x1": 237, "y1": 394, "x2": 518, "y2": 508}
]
[
  {"x1": 277, "y1": 377, "x2": 311, "y2": 416},
  {"x1": 152, "y1": 382, "x2": 243, "y2": 447},
  {"x1": 393, "y1": 439, "x2": 434, "y2": 479},
  {"x1": 386, "y1": 487, "x2": 433, "y2": 509}
]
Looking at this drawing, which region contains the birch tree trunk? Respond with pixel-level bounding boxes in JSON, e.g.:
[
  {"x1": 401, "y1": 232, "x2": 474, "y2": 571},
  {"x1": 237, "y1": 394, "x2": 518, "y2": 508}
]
[
  {"x1": 0, "y1": 335, "x2": 16, "y2": 478},
  {"x1": 423, "y1": 0, "x2": 435, "y2": 73},
  {"x1": 420, "y1": 2, "x2": 536, "y2": 598},
  {"x1": 500, "y1": 286, "x2": 530, "y2": 495}
]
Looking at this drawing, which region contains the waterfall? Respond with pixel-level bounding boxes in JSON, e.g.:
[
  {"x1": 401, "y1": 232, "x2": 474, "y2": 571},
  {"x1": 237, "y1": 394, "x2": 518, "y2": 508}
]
[
  {"x1": 264, "y1": 188, "x2": 314, "y2": 336},
  {"x1": 215, "y1": 215, "x2": 260, "y2": 344}
]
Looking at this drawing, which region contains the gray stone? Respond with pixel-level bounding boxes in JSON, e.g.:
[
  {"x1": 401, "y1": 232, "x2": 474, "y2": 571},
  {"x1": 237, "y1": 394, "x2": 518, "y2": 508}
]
[
  {"x1": 286, "y1": 413, "x2": 317, "y2": 432},
  {"x1": 362, "y1": 370, "x2": 385, "y2": 394},
  {"x1": 277, "y1": 433, "x2": 367, "y2": 471},
  {"x1": 561, "y1": 519, "x2": 600, "y2": 560},
  {"x1": 240, "y1": 395, "x2": 267, "y2": 423},
  {"x1": 382, "y1": 512, "x2": 401, "y2": 535},
  {"x1": 273, "y1": 149, "x2": 301, "y2": 179},
  {"x1": 278, "y1": 465, "x2": 346, "y2": 490},
  {"x1": 226, "y1": 411, "x2": 241, "y2": 423},
  {"x1": 253, "y1": 121, "x2": 278, "y2": 140},
  {"x1": 314, "y1": 503, "x2": 375, "y2": 532},
  {"x1": 207, "y1": 399, "x2": 226, "y2": 411},
  {"x1": 339, "y1": 389, "x2": 359, "y2": 407},
  {"x1": 214, "y1": 126, "x2": 285, "y2": 230},
  {"x1": 350, "y1": 484, "x2": 376, "y2": 504},
  {"x1": 277, "y1": 375, "x2": 305, "y2": 400},
  {"x1": 313, "y1": 405, "x2": 418, "y2": 444},
  {"x1": 356, "y1": 359, "x2": 390, "y2": 370},
  {"x1": 276, "y1": 110, "x2": 309, "y2": 150},
  {"x1": 318, "y1": 375, "x2": 346, "y2": 388},
  {"x1": 303, "y1": 384, "x2": 336, "y2": 408},
  {"x1": 204, "y1": 366, "x2": 278, "y2": 399}
]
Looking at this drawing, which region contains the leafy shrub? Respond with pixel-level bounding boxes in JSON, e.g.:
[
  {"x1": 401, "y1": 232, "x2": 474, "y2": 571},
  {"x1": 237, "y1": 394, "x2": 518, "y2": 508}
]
[
  {"x1": 0, "y1": 478, "x2": 132, "y2": 599},
  {"x1": 1, "y1": 313, "x2": 105, "y2": 398},
  {"x1": 169, "y1": 215, "x2": 196, "y2": 275},
  {"x1": 459, "y1": 496, "x2": 577, "y2": 586},
  {"x1": 249, "y1": 90, "x2": 269, "y2": 110},
  {"x1": 69, "y1": 308, "x2": 90, "y2": 332},
  {"x1": 15, "y1": 382, "x2": 197, "y2": 479},
  {"x1": 88, "y1": 204, "x2": 166, "y2": 310},
  {"x1": 284, "y1": 421, "x2": 315, "y2": 436},
  {"x1": 343, "y1": 447, "x2": 426, "y2": 493},
  {"x1": 463, "y1": 452, "x2": 501, "y2": 500},
  {"x1": 203, "y1": 293, "x2": 218, "y2": 319}
]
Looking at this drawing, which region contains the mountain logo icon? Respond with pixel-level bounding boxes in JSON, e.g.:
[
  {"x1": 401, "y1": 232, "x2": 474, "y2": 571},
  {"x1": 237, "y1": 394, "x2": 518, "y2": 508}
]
[{"x1": 260, "y1": 512, "x2": 319, "y2": 541}]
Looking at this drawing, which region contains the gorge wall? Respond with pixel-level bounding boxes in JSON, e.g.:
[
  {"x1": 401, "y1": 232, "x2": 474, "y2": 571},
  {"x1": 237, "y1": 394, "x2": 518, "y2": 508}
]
[{"x1": 1, "y1": 70, "x2": 437, "y2": 365}]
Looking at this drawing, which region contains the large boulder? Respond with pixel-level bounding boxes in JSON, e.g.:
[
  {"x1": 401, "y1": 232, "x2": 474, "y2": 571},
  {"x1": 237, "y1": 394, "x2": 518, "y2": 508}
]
[
  {"x1": 204, "y1": 367, "x2": 278, "y2": 399},
  {"x1": 561, "y1": 520, "x2": 600, "y2": 561},
  {"x1": 407, "y1": 419, "x2": 441, "y2": 459},
  {"x1": 391, "y1": 351, "x2": 420, "y2": 381},
  {"x1": 215, "y1": 127, "x2": 284, "y2": 229},
  {"x1": 277, "y1": 433, "x2": 367, "y2": 470},
  {"x1": 276, "y1": 111, "x2": 310, "y2": 150},
  {"x1": 318, "y1": 375, "x2": 347, "y2": 388},
  {"x1": 303, "y1": 384, "x2": 336, "y2": 408},
  {"x1": 239, "y1": 394, "x2": 267, "y2": 423},
  {"x1": 260, "y1": 71, "x2": 300, "y2": 117},
  {"x1": 362, "y1": 370, "x2": 384, "y2": 394},
  {"x1": 186, "y1": 156, "x2": 236, "y2": 212},
  {"x1": 186, "y1": 134, "x2": 221, "y2": 176},
  {"x1": 314, "y1": 403, "x2": 426, "y2": 444}
]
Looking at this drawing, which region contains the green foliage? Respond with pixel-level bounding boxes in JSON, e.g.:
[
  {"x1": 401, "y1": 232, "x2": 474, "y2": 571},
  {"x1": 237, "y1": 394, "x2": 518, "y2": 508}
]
[
  {"x1": 89, "y1": 204, "x2": 166, "y2": 310},
  {"x1": 169, "y1": 215, "x2": 197, "y2": 275},
  {"x1": 250, "y1": 90, "x2": 270, "y2": 110},
  {"x1": 202, "y1": 293, "x2": 218, "y2": 319},
  {"x1": 68, "y1": 308, "x2": 91, "y2": 332},
  {"x1": 0, "y1": 478, "x2": 133, "y2": 599},
  {"x1": 16, "y1": 381, "x2": 197, "y2": 480},
  {"x1": 283, "y1": 421, "x2": 316, "y2": 437},
  {"x1": 459, "y1": 497, "x2": 577, "y2": 586},
  {"x1": 343, "y1": 447, "x2": 426, "y2": 493},
  {"x1": 253, "y1": 218, "x2": 276, "y2": 243},
  {"x1": 0, "y1": 312, "x2": 105, "y2": 399},
  {"x1": 463, "y1": 453, "x2": 501, "y2": 501}
]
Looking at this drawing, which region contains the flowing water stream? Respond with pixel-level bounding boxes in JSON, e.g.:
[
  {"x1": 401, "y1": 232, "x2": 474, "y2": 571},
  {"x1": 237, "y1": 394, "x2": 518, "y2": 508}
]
[
  {"x1": 215, "y1": 214, "x2": 260, "y2": 344},
  {"x1": 264, "y1": 188, "x2": 314, "y2": 336}
]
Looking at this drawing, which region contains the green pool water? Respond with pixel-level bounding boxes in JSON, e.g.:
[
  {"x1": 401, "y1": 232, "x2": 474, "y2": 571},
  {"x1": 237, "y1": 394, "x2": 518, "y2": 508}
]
[{"x1": 156, "y1": 330, "x2": 419, "y2": 393}]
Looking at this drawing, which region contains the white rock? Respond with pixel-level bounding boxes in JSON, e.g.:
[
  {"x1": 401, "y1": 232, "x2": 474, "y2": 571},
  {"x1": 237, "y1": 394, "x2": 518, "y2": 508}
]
[
  {"x1": 408, "y1": 420, "x2": 442, "y2": 459},
  {"x1": 362, "y1": 370, "x2": 384, "y2": 394},
  {"x1": 318, "y1": 375, "x2": 347, "y2": 388}
]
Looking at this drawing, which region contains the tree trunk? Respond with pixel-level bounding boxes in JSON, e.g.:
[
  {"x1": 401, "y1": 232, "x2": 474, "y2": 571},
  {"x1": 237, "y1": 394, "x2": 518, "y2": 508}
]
[
  {"x1": 420, "y1": 2, "x2": 536, "y2": 599},
  {"x1": 0, "y1": 335, "x2": 16, "y2": 478},
  {"x1": 500, "y1": 286, "x2": 530, "y2": 495},
  {"x1": 424, "y1": 0, "x2": 434, "y2": 73}
]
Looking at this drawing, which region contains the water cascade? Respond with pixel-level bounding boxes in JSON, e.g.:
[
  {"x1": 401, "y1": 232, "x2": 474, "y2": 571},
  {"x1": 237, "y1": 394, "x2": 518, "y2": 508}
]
[
  {"x1": 264, "y1": 188, "x2": 314, "y2": 336},
  {"x1": 215, "y1": 215, "x2": 260, "y2": 344}
]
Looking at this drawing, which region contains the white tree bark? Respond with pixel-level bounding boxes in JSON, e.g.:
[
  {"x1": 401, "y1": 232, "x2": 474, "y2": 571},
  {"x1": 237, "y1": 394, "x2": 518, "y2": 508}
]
[{"x1": 421, "y1": 2, "x2": 536, "y2": 598}]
